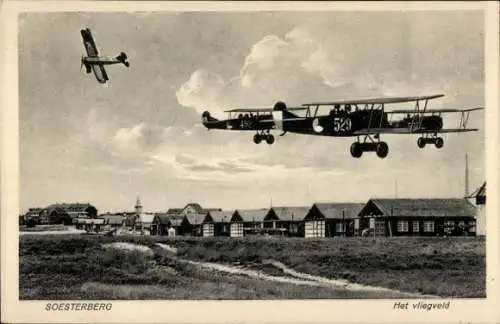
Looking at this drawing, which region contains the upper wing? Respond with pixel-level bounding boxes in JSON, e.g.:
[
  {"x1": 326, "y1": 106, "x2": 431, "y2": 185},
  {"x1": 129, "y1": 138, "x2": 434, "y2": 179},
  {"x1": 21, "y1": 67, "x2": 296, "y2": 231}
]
[
  {"x1": 225, "y1": 107, "x2": 307, "y2": 113},
  {"x1": 353, "y1": 127, "x2": 479, "y2": 136},
  {"x1": 92, "y1": 65, "x2": 109, "y2": 84},
  {"x1": 81, "y1": 28, "x2": 99, "y2": 57},
  {"x1": 302, "y1": 94, "x2": 445, "y2": 107},
  {"x1": 387, "y1": 107, "x2": 484, "y2": 114}
]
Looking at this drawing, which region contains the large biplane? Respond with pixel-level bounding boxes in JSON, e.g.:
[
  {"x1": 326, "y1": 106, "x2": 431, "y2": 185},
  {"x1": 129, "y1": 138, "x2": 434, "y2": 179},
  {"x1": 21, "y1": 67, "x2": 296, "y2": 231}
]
[
  {"x1": 80, "y1": 28, "x2": 130, "y2": 84},
  {"x1": 201, "y1": 94, "x2": 482, "y2": 159}
]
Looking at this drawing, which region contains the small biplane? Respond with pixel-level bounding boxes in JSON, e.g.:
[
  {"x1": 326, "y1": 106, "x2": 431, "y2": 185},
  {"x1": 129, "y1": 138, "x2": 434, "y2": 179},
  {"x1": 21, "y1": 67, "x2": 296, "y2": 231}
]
[
  {"x1": 80, "y1": 28, "x2": 130, "y2": 84},
  {"x1": 201, "y1": 94, "x2": 482, "y2": 159}
]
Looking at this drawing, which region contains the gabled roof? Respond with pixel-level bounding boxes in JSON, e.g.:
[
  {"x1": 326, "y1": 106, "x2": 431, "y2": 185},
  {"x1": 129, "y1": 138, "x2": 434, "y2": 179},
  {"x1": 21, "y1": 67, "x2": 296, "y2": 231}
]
[
  {"x1": 102, "y1": 214, "x2": 125, "y2": 225},
  {"x1": 312, "y1": 203, "x2": 365, "y2": 219},
  {"x1": 269, "y1": 206, "x2": 310, "y2": 221},
  {"x1": 183, "y1": 203, "x2": 204, "y2": 213},
  {"x1": 153, "y1": 214, "x2": 172, "y2": 225},
  {"x1": 362, "y1": 198, "x2": 476, "y2": 217},
  {"x1": 182, "y1": 213, "x2": 205, "y2": 226},
  {"x1": 204, "y1": 210, "x2": 233, "y2": 223},
  {"x1": 233, "y1": 209, "x2": 268, "y2": 222}
]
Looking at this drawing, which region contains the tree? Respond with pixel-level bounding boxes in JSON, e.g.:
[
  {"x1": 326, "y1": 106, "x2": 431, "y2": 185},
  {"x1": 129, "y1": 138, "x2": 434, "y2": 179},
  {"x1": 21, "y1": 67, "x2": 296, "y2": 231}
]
[{"x1": 86, "y1": 205, "x2": 98, "y2": 219}]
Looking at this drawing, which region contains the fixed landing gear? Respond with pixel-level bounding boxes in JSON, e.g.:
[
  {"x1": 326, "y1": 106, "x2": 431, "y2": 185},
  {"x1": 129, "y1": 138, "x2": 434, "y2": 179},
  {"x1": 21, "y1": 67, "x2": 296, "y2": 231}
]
[
  {"x1": 350, "y1": 142, "x2": 389, "y2": 158},
  {"x1": 253, "y1": 131, "x2": 275, "y2": 145},
  {"x1": 350, "y1": 136, "x2": 389, "y2": 159},
  {"x1": 417, "y1": 135, "x2": 444, "y2": 149}
]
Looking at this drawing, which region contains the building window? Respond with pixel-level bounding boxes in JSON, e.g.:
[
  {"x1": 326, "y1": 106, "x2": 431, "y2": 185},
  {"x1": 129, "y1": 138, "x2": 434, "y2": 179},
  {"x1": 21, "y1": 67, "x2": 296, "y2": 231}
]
[
  {"x1": 354, "y1": 219, "x2": 360, "y2": 230},
  {"x1": 335, "y1": 222, "x2": 345, "y2": 233},
  {"x1": 305, "y1": 220, "x2": 325, "y2": 238},
  {"x1": 444, "y1": 220, "x2": 454, "y2": 235},
  {"x1": 369, "y1": 218, "x2": 375, "y2": 229},
  {"x1": 423, "y1": 221, "x2": 434, "y2": 232},
  {"x1": 468, "y1": 221, "x2": 476, "y2": 233},
  {"x1": 290, "y1": 223, "x2": 298, "y2": 234},
  {"x1": 412, "y1": 221, "x2": 420, "y2": 233},
  {"x1": 203, "y1": 223, "x2": 214, "y2": 237},
  {"x1": 230, "y1": 223, "x2": 243, "y2": 237},
  {"x1": 397, "y1": 221, "x2": 409, "y2": 232}
]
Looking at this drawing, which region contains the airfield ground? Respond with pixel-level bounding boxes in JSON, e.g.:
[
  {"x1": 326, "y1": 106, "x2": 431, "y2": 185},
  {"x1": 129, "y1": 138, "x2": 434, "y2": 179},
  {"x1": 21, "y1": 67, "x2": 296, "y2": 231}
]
[{"x1": 19, "y1": 235, "x2": 485, "y2": 299}]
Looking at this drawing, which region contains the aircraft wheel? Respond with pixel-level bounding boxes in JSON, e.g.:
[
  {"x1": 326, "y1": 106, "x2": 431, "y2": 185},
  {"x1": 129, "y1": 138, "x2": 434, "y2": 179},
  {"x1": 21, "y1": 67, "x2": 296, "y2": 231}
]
[
  {"x1": 435, "y1": 137, "x2": 444, "y2": 149},
  {"x1": 350, "y1": 142, "x2": 363, "y2": 158},
  {"x1": 376, "y1": 142, "x2": 389, "y2": 158},
  {"x1": 253, "y1": 134, "x2": 262, "y2": 144},
  {"x1": 266, "y1": 134, "x2": 275, "y2": 145},
  {"x1": 417, "y1": 137, "x2": 426, "y2": 148}
]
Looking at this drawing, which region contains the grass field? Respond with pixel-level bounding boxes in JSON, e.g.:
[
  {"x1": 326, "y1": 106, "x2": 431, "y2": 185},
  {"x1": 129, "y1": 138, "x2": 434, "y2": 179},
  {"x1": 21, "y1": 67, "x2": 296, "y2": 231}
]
[{"x1": 19, "y1": 235, "x2": 485, "y2": 299}]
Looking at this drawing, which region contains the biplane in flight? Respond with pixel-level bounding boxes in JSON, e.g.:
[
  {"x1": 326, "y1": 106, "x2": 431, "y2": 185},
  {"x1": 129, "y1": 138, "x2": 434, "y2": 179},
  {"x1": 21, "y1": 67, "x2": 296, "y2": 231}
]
[
  {"x1": 80, "y1": 28, "x2": 130, "y2": 84},
  {"x1": 201, "y1": 94, "x2": 482, "y2": 159}
]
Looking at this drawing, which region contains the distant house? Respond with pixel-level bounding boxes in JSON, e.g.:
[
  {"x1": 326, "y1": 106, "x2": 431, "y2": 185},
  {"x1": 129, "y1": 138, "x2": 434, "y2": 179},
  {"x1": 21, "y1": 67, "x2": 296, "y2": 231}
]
[
  {"x1": 179, "y1": 213, "x2": 205, "y2": 236},
  {"x1": 151, "y1": 214, "x2": 183, "y2": 236},
  {"x1": 357, "y1": 198, "x2": 477, "y2": 237},
  {"x1": 23, "y1": 208, "x2": 43, "y2": 226},
  {"x1": 230, "y1": 209, "x2": 268, "y2": 237},
  {"x1": 166, "y1": 203, "x2": 222, "y2": 236},
  {"x1": 151, "y1": 215, "x2": 171, "y2": 236},
  {"x1": 264, "y1": 207, "x2": 310, "y2": 237},
  {"x1": 134, "y1": 213, "x2": 155, "y2": 233},
  {"x1": 469, "y1": 182, "x2": 486, "y2": 236},
  {"x1": 303, "y1": 203, "x2": 365, "y2": 238},
  {"x1": 39, "y1": 203, "x2": 98, "y2": 225},
  {"x1": 201, "y1": 210, "x2": 233, "y2": 237},
  {"x1": 102, "y1": 214, "x2": 126, "y2": 227},
  {"x1": 74, "y1": 217, "x2": 105, "y2": 231}
]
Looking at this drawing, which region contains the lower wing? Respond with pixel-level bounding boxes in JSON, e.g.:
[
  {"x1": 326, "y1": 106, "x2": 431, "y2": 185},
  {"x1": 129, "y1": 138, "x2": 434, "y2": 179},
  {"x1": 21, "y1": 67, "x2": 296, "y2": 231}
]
[
  {"x1": 92, "y1": 65, "x2": 109, "y2": 84},
  {"x1": 353, "y1": 128, "x2": 479, "y2": 135}
]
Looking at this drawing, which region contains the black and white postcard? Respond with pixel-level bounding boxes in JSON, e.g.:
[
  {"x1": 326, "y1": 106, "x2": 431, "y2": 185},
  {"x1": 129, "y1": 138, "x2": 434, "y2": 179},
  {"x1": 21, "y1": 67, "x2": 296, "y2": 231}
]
[{"x1": 1, "y1": 1, "x2": 499, "y2": 323}]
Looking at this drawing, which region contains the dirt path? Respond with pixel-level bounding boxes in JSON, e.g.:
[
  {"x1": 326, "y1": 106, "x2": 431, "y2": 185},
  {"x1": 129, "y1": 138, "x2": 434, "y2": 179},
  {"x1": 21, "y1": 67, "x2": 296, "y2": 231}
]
[{"x1": 154, "y1": 243, "x2": 437, "y2": 298}]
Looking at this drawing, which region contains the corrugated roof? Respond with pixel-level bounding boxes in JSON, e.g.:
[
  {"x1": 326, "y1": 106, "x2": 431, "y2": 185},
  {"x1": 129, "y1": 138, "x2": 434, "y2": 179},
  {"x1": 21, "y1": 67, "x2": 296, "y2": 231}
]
[
  {"x1": 103, "y1": 215, "x2": 125, "y2": 225},
  {"x1": 205, "y1": 210, "x2": 233, "y2": 223},
  {"x1": 233, "y1": 209, "x2": 268, "y2": 222},
  {"x1": 270, "y1": 206, "x2": 310, "y2": 221},
  {"x1": 314, "y1": 203, "x2": 365, "y2": 219},
  {"x1": 137, "y1": 213, "x2": 155, "y2": 223},
  {"x1": 366, "y1": 198, "x2": 476, "y2": 217}
]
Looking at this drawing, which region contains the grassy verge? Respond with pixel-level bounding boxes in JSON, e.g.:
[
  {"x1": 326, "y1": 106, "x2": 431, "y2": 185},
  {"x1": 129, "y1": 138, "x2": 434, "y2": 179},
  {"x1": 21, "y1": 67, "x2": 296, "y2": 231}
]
[{"x1": 19, "y1": 235, "x2": 485, "y2": 299}]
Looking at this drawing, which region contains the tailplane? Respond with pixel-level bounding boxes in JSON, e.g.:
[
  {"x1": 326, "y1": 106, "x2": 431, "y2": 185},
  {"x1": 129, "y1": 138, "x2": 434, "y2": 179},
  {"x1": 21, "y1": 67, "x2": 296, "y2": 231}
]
[{"x1": 116, "y1": 52, "x2": 130, "y2": 67}]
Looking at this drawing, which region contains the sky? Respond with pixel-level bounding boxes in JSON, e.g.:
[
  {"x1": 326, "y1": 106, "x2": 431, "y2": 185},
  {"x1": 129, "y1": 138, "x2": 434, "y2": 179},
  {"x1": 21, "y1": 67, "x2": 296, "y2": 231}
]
[{"x1": 19, "y1": 11, "x2": 485, "y2": 214}]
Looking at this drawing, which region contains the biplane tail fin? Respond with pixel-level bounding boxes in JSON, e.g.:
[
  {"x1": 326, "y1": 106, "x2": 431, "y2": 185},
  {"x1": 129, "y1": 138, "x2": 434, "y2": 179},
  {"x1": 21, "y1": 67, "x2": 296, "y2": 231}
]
[
  {"x1": 202, "y1": 111, "x2": 218, "y2": 123},
  {"x1": 116, "y1": 52, "x2": 130, "y2": 67},
  {"x1": 272, "y1": 101, "x2": 298, "y2": 118},
  {"x1": 201, "y1": 111, "x2": 229, "y2": 130}
]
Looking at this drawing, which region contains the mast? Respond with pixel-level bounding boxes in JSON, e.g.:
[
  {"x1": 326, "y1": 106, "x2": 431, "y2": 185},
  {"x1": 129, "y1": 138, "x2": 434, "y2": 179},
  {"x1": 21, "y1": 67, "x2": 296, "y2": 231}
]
[{"x1": 465, "y1": 153, "x2": 469, "y2": 197}]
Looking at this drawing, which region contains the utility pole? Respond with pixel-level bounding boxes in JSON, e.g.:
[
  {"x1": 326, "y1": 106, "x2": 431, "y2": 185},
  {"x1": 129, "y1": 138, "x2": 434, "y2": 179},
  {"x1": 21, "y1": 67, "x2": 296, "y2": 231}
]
[{"x1": 465, "y1": 153, "x2": 469, "y2": 197}]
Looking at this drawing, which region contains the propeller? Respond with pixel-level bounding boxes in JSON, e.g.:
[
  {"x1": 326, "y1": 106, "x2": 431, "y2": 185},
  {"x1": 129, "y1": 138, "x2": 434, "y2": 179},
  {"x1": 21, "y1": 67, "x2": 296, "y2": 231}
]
[{"x1": 80, "y1": 55, "x2": 84, "y2": 71}]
